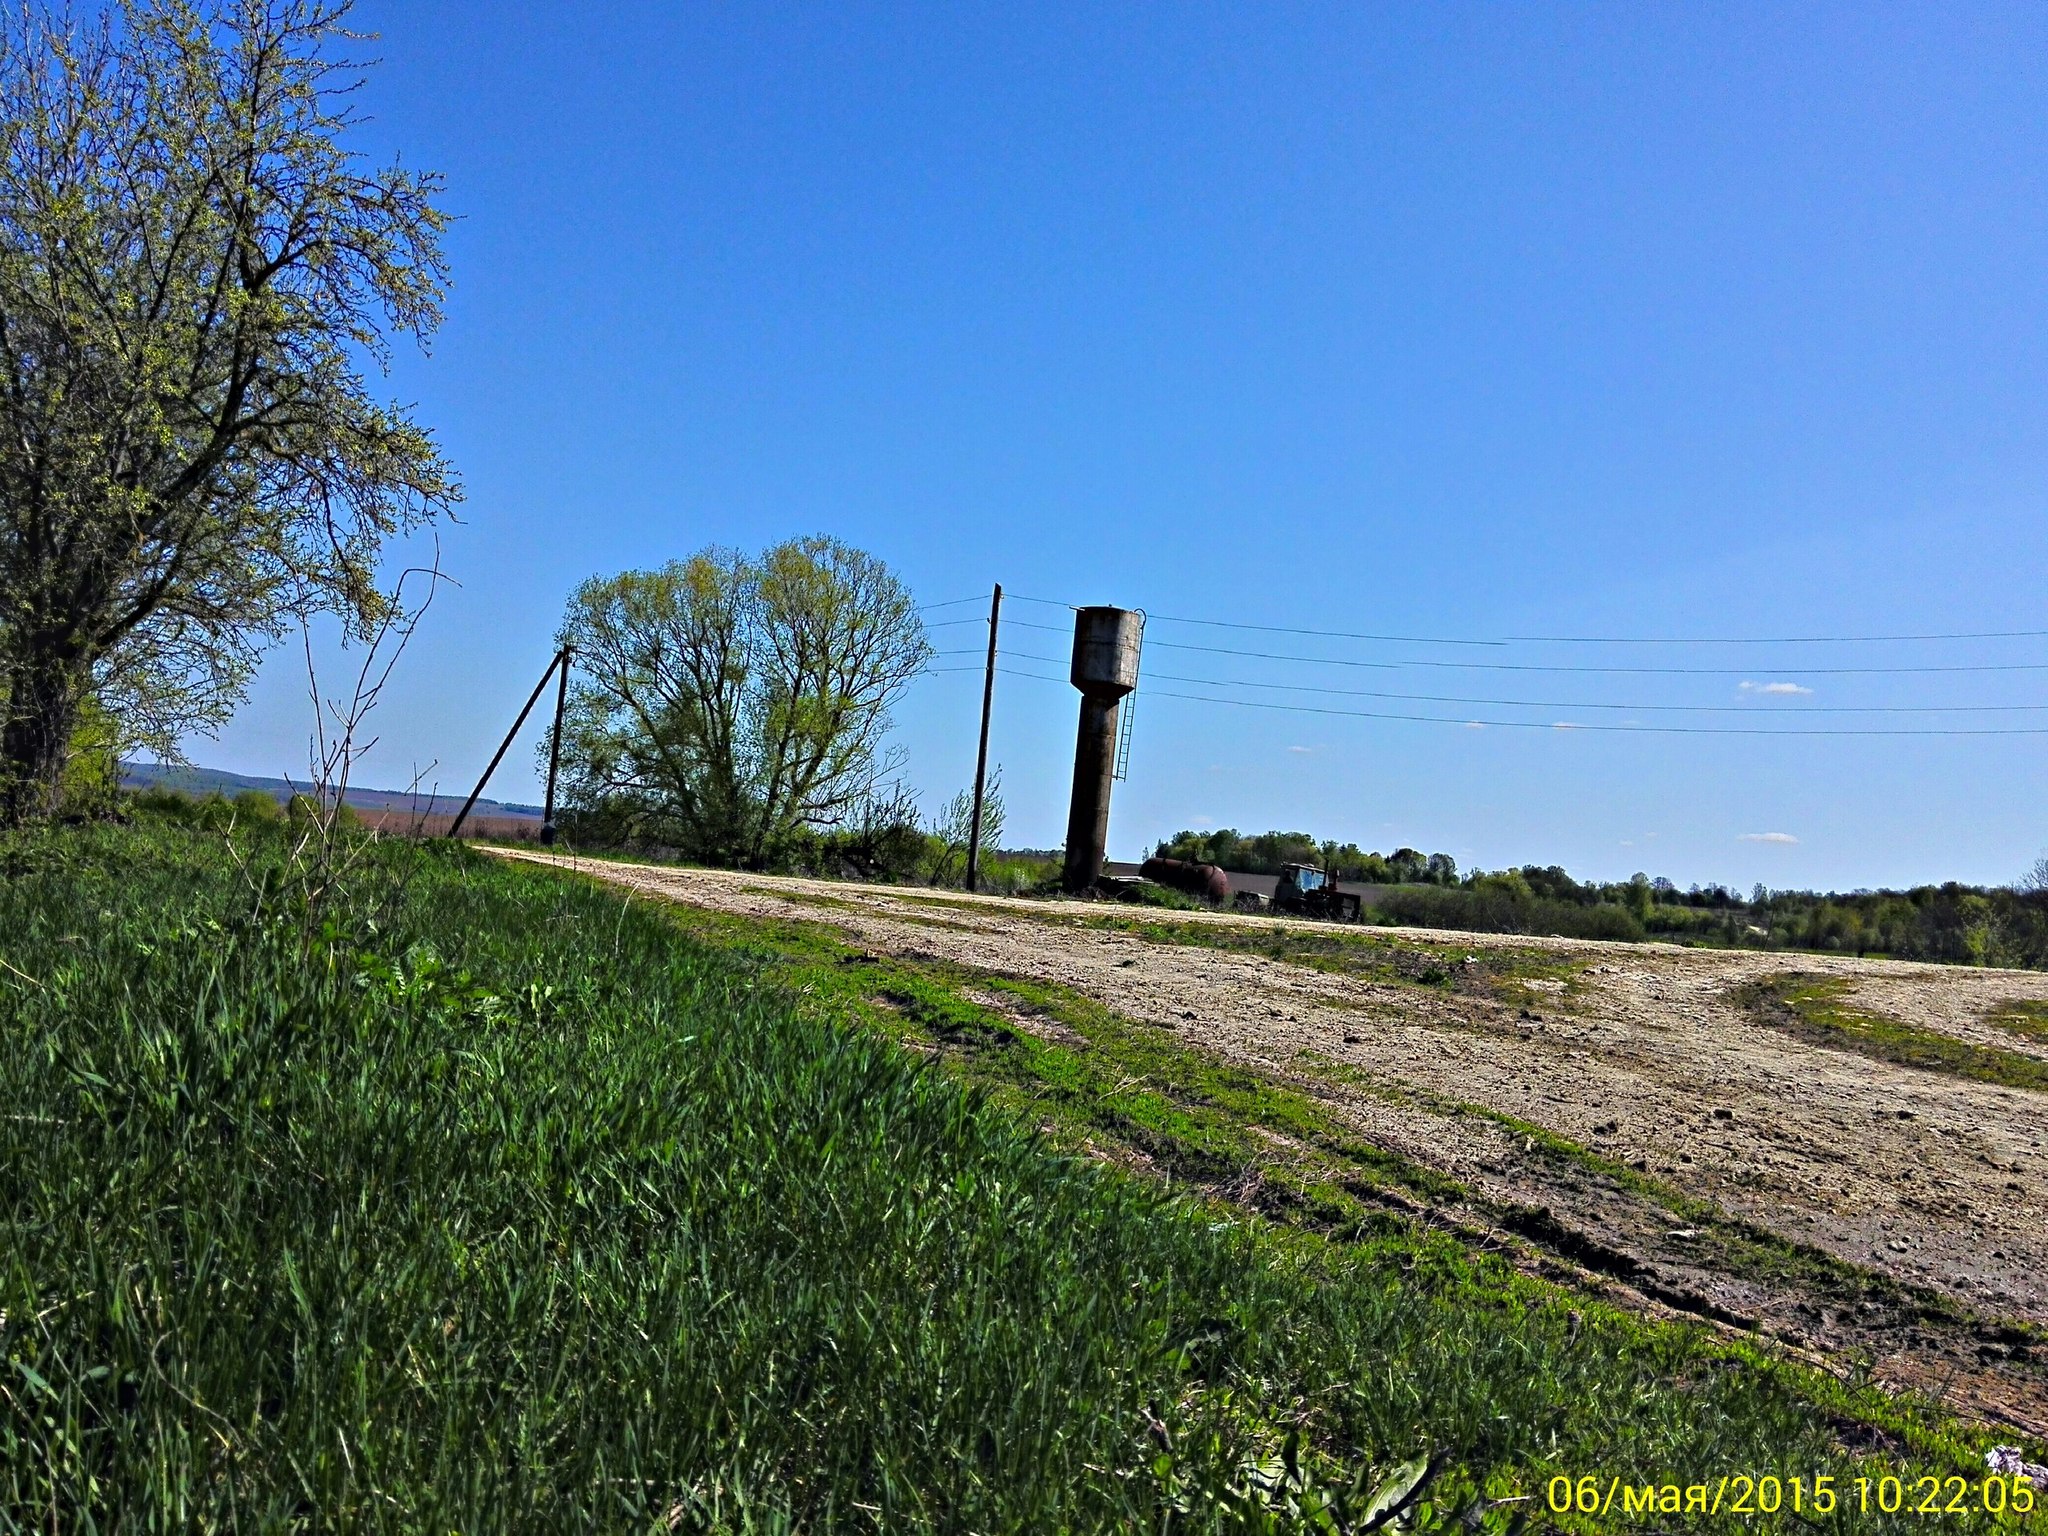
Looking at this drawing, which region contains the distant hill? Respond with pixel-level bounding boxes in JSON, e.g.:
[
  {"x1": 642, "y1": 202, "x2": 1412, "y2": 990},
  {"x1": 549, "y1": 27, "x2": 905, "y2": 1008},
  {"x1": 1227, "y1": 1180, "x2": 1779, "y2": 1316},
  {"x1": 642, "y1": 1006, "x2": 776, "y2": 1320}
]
[{"x1": 121, "y1": 761, "x2": 543, "y2": 821}]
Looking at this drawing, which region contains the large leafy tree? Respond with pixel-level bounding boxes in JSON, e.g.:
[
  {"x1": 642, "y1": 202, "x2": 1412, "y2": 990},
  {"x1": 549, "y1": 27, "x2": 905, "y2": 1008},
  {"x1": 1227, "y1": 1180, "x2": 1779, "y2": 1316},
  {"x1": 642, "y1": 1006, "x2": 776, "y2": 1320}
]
[
  {"x1": 0, "y1": 0, "x2": 457, "y2": 819},
  {"x1": 556, "y1": 537, "x2": 932, "y2": 867}
]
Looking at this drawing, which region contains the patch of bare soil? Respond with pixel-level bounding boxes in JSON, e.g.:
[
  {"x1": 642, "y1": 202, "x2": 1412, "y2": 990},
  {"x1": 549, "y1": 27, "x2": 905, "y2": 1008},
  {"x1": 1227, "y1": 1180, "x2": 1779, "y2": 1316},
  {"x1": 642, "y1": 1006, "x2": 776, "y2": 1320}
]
[{"x1": 495, "y1": 850, "x2": 2048, "y2": 1434}]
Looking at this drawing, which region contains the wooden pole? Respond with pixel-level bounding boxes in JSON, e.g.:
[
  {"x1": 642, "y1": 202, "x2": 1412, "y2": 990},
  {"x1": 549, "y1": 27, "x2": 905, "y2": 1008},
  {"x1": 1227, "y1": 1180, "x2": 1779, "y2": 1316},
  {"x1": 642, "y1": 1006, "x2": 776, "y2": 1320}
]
[
  {"x1": 541, "y1": 647, "x2": 573, "y2": 845},
  {"x1": 964, "y1": 584, "x2": 1002, "y2": 892},
  {"x1": 449, "y1": 648, "x2": 565, "y2": 839}
]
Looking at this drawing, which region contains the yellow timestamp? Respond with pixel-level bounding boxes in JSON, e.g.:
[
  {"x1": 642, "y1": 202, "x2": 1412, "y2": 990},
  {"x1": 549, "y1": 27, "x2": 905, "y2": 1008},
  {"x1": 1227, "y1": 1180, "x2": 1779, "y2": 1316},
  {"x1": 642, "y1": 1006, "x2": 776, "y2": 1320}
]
[{"x1": 1546, "y1": 1472, "x2": 2037, "y2": 1520}]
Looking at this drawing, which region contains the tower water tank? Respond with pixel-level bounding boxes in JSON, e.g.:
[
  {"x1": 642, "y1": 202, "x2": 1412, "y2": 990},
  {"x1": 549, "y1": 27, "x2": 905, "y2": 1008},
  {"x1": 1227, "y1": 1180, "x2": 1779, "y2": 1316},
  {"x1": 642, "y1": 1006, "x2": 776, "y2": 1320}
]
[{"x1": 1062, "y1": 606, "x2": 1143, "y2": 892}]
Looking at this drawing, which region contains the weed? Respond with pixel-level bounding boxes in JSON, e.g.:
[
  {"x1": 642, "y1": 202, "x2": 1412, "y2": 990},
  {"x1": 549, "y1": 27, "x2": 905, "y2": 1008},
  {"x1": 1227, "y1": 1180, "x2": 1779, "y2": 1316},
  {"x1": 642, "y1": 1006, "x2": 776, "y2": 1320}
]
[
  {"x1": 1738, "y1": 975, "x2": 2048, "y2": 1094},
  {"x1": 1985, "y1": 999, "x2": 2048, "y2": 1047}
]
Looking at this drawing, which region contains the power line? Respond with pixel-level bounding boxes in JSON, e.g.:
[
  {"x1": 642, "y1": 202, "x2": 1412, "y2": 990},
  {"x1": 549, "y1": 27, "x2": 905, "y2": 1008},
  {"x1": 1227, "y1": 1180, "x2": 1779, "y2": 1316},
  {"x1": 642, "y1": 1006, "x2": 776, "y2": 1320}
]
[
  {"x1": 1141, "y1": 668, "x2": 2048, "y2": 715},
  {"x1": 958, "y1": 613, "x2": 2048, "y2": 670},
  {"x1": 924, "y1": 664, "x2": 1070, "y2": 684},
  {"x1": 1506, "y1": 627, "x2": 2048, "y2": 645},
  {"x1": 941, "y1": 647, "x2": 2048, "y2": 710},
  {"x1": 925, "y1": 589, "x2": 2048, "y2": 737},
  {"x1": 1144, "y1": 638, "x2": 2048, "y2": 677},
  {"x1": 918, "y1": 595, "x2": 993, "y2": 613},
  {"x1": 1144, "y1": 612, "x2": 1504, "y2": 647},
  {"x1": 1045, "y1": 593, "x2": 2048, "y2": 648},
  {"x1": 928, "y1": 659, "x2": 2048, "y2": 735},
  {"x1": 1142, "y1": 687, "x2": 2048, "y2": 737},
  {"x1": 926, "y1": 614, "x2": 1071, "y2": 636},
  {"x1": 1137, "y1": 605, "x2": 2048, "y2": 647}
]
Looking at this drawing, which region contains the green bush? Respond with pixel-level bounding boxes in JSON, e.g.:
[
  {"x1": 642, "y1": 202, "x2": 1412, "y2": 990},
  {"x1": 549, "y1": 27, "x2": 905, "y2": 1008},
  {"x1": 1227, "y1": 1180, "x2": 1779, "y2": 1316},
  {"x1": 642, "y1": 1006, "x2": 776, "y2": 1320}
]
[
  {"x1": 1375, "y1": 884, "x2": 1647, "y2": 942},
  {"x1": 231, "y1": 786, "x2": 285, "y2": 824}
]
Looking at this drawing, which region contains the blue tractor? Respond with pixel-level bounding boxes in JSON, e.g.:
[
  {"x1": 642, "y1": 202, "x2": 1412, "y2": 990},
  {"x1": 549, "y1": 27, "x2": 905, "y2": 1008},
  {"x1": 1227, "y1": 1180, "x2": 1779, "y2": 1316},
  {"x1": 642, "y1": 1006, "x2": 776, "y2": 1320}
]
[{"x1": 1273, "y1": 862, "x2": 1363, "y2": 923}]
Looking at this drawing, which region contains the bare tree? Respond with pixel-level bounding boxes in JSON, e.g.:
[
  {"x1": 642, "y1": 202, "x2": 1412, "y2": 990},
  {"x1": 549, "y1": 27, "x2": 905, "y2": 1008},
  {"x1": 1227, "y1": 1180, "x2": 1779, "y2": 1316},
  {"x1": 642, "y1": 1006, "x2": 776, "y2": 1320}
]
[
  {"x1": 555, "y1": 537, "x2": 932, "y2": 867},
  {"x1": 0, "y1": 0, "x2": 458, "y2": 820},
  {"x1": 927, "y1": 765, "x2": 1002, "y2": 886}
]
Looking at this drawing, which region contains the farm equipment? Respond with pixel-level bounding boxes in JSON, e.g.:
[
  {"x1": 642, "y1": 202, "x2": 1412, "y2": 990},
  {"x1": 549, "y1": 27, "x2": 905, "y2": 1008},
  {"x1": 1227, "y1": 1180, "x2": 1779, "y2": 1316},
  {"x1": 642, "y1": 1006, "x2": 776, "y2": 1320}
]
[
  {"x1": 1272, "y1": 863, "x2": 1362, "y2": 923},
  {"x1": 1139, "y1": 856, "x2": 1231, "y2": 905}
]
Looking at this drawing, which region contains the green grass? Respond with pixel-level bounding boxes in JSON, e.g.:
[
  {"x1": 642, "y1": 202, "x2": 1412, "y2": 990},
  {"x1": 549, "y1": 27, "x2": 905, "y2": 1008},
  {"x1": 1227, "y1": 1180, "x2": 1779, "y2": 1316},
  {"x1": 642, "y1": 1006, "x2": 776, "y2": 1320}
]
[
  {"x1": 1986, "y1": 998, "x2": 2048, "y2": 1047},
  {"x1": 893, "y1": 894, "x2": 1585, "y2": 1004},
  {"x1": 632, "y1": 897, "x2": 2040, "y2": 1518},
  {"x1": 0, "y1": 824, "x2": 2032, "y2": 1531},
  {"x1": 626, "y1": 902, "x2": 1456, "y2": 1221},
  {"x1": 1739, "y1": 974, "x2": 2048, "y2": 1094}
]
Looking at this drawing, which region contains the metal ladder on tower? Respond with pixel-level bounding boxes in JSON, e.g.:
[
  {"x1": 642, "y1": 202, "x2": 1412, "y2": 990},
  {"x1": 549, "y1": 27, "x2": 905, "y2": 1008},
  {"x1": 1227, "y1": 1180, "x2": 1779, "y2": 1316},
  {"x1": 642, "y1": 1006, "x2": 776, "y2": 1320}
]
[{"x1": 1112, "y1": 611, "x2": 1144, "y2": 782}]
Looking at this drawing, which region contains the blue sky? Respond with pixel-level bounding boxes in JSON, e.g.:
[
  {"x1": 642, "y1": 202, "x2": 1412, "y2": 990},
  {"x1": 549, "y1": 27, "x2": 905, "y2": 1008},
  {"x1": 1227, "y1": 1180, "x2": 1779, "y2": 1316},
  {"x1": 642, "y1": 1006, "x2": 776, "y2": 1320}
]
[{"x1": 201, "y1": 2, "x2": 2048, "y2": 890}]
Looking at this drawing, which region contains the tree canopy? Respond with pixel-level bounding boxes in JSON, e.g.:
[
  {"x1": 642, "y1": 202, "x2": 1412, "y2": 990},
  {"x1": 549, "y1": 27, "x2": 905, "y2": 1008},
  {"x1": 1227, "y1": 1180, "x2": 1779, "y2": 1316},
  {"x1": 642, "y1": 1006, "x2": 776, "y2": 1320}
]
[
  {"x1": 1151, "y1": 828, "x2": 1460, "y2": 886},
  {"x1": 0, "y1": 0, "x2": 457, "y2": 817},
  {"x1": 554, "y1": 537, "x2": 932, "y2": 868}
]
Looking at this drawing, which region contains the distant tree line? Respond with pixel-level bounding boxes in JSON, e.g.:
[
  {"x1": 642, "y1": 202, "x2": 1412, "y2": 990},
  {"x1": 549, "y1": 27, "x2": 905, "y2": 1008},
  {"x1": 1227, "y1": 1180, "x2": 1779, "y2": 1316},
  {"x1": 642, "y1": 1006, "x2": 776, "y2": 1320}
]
[
  {"x1": 1152, "y1": 828, "x2": 1459, "y2": 885},
  {"x1": 1152, "y1": 828, "x2": 2048, "y2": 968}
]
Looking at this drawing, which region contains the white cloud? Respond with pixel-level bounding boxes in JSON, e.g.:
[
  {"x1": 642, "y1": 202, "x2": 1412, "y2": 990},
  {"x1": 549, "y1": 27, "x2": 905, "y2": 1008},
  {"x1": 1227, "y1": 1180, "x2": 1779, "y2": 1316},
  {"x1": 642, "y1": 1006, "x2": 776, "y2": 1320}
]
[
  {"x1": 1740, "y1": 831, "x2": 1799, "y2": 845},
  {"x1": 1287, "y1": 744, "x2": 1314, "y2": 754},
  {"x1": 1464, "y1": 721, "x2": 1485, "y2": 730},
  {"x1": 1739, "y1": 681, "x2": 1813, "y2": 696},
  {"x1": 1552, "y1": 721, "x2": 1581, "y2": 731}
]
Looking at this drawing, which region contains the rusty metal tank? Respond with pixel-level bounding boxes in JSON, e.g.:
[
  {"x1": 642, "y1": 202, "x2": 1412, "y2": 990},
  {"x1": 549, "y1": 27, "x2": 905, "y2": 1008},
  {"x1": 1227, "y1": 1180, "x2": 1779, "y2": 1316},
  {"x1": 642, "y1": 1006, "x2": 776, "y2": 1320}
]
[
  {"x1": 1070, "y1": 606, "x2": 1144, "y2": 699},
  {"x1": 1139, "y1": 856, "x2": 1230, "y2": 905}
]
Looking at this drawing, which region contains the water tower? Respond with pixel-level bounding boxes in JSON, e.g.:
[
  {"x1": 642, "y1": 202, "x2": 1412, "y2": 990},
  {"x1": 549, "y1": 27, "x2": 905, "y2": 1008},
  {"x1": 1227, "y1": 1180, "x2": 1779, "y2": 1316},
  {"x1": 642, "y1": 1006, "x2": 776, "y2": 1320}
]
[{"x1": 1062, "y1": 606, "x2": 1143, "y2": 892}]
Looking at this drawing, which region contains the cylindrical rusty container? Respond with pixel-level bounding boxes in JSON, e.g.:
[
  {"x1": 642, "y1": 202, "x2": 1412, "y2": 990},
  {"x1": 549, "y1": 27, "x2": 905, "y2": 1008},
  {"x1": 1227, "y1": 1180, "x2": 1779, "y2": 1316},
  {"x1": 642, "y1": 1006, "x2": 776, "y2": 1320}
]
[
  {"x1": 1070, "y1": 606, "x2": 1143, "y2": 700},
  {"x1": 1140, "y1": 856, "x2": 1230, "y2": 905}
]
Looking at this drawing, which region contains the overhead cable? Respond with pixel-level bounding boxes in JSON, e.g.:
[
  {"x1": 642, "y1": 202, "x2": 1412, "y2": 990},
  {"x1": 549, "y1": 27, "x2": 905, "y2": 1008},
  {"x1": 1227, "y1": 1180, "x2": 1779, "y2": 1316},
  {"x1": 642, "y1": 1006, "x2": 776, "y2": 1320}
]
[
  {"x1": 1144, "y1": 638, "x2": 2048, "y2": 677},
  {"x1": 1144, "y1": 612, "x2": 1503, "y2": 647},
  {"x1": 1140, "y1": 669, "x2": 2048, "y2": 715},
  {"x1": 927, "y1": 661, "x2": 2048, "y2": 736},
  {"x1": 1135, "y1": 606, "x2": 2048, "y2": 647},
  {"x1": 1142, "y1": 688, "x2": 2048, "y2": 737},
  {"x1": 917, "y1": 595, "x2": 992, "y2": 613},
  {"x1": 1506, "y1": 628, "x2": 2048, "y2": 645}
]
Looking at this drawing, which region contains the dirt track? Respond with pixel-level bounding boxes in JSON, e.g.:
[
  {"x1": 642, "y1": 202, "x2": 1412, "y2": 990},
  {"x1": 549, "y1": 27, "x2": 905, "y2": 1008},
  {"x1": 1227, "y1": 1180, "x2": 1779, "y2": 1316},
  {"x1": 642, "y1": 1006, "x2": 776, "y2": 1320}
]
[{"x1": 495, "y1": 851, "x2": 2048, "y2": 1432}]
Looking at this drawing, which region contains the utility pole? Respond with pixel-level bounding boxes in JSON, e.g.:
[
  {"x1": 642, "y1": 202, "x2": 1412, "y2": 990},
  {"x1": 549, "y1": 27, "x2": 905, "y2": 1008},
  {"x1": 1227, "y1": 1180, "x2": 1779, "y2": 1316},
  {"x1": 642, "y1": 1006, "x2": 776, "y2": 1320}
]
[
  {"x1": 541, "y1": 647, "x2": 573, "y2": 845},
  {"x1": 965, "y1": 583, "x2": 1002, "y2": 892},
  {"x1": 449, "y1": 647, "x2": 569, "y2": 840}
]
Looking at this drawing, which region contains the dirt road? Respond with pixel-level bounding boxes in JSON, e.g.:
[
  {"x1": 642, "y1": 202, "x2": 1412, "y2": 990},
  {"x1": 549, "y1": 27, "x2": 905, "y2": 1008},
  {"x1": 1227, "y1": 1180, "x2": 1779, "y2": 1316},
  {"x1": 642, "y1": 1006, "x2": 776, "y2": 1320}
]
[{"x1": 495, "y1": 850, "x2": 2048, "y2": 1431}]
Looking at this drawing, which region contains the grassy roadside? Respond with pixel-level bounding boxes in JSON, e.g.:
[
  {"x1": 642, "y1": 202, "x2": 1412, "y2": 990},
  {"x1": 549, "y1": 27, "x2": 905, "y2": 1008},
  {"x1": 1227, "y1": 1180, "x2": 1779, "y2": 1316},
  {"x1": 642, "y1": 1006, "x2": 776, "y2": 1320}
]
[
  {"x1": 1737, "y1": 975, "x2": 2048, "y2": 1093},
  {"x1": 669, "y1": 882, "x2": 2041, "y2": 1366},
  {"x1": 9, "y1": 821, "x2": 2036, "y2": 1530},
  {"x1": 881, "y1": 889, "x2": 1589, "y2": 1006},
  {"x1": 635, "y1": 893, "x2": 2042, "y2": 1494}
]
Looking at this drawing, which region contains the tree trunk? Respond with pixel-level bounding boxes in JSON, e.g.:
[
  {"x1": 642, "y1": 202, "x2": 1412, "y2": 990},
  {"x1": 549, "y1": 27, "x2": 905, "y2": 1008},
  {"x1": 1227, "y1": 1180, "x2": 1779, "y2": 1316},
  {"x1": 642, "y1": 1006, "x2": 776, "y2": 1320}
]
[{"x1": 0, "y1": 643, "x2": 85, "y2": 824}]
